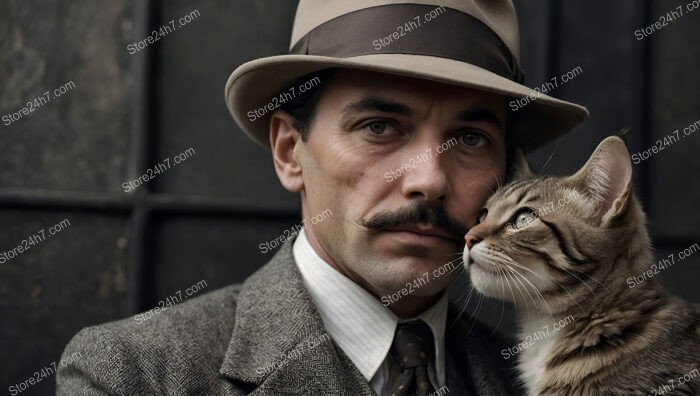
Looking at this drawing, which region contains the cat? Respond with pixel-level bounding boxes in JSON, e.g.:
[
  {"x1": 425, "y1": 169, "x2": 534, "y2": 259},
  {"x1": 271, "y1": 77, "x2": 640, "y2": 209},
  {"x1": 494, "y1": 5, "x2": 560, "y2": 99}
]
[{"x1": 463, "y1": 136, "x2": 699, "y2": 395}]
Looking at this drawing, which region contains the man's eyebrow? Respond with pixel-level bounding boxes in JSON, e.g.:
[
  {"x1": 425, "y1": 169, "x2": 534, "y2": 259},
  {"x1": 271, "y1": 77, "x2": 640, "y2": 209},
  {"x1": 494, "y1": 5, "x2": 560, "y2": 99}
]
[
  {"x1": 455, "y1": 108, "x2": 505, "y2": 130},
  {"x1": 341, "y1": 96, "x2": 413, "y2": 118},
  {"x1": 341, "y1": 96, "x2": 505, "y2": 130}
]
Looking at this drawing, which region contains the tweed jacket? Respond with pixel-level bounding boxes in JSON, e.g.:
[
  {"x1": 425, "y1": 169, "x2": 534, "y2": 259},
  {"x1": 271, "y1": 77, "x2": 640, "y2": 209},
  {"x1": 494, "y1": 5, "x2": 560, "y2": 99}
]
[{"x1": 56, "y1": 237, "x2": 521, "y2": 395}]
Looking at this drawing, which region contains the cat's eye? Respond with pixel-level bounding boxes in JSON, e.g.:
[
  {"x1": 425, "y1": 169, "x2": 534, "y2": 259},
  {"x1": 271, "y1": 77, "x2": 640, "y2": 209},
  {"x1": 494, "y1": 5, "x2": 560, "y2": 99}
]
[{"x1": 513, "y1": 209, "x2": 538, "y2": 229}]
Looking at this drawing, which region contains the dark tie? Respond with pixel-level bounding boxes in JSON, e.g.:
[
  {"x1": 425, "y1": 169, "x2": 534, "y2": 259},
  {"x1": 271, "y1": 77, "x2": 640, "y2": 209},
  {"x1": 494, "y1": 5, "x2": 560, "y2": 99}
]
[{"x1": 389, "y1": 320, "x2": 437, "y2": 396}]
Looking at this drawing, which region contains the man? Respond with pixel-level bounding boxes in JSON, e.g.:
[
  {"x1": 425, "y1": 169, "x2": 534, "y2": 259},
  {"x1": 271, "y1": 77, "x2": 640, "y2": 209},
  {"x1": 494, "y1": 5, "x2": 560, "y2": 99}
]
[{"x1": 57, "y1": 1, "x2": 587, "y2": 395}]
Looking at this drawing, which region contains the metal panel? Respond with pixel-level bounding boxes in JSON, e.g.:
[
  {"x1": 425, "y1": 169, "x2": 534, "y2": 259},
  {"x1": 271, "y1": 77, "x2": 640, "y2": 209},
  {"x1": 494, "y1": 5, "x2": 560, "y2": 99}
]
[
  {"x1": 0, "y1": 0, "x2": 134, "y2": 193},
  {"x1": 649, "y1": 0, "x2": 700, "y2": 241},
  {"x1": 152, "y1": 0, "x2": 300, "y2": 205},
  {"x1": 0, "y1": 210, "x2": 131, "y2": 395}
]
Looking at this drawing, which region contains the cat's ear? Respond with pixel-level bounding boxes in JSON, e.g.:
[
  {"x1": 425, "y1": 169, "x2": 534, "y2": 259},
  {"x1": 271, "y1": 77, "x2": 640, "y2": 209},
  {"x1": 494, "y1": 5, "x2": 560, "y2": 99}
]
[
  {"x1": 511, "y1": 148, "x2": 534, "y2": 180},
  {"x1": 566, "y1": 136, "x2": 633, "y2": 225}
]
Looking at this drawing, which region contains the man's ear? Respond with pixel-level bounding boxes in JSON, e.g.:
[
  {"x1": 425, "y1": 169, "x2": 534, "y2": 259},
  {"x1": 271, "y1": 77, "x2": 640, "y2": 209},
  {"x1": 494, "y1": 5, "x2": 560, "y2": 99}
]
[
  {"x1": 270, "y1": 110, "x2": 304, "y2": 193},
  {"x1": 565, "y1": 136, "x2": 633, "y2": 225},
  {"x1": 511, "y1": 148, "x2": 534, "y2": 180}
]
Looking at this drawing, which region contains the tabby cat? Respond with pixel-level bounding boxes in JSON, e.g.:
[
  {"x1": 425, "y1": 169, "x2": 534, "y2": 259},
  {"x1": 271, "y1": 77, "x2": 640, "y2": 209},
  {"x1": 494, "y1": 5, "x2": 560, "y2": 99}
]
[{"x1": 464, "y1": 136, "x2": 699, "y2": 395}]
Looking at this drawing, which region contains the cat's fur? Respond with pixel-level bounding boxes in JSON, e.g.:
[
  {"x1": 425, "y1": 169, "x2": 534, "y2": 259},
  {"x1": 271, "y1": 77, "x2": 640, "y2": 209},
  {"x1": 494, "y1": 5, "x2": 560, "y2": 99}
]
[{"x1": 464, "y1": 136, "x2": 699, "y2": 395}]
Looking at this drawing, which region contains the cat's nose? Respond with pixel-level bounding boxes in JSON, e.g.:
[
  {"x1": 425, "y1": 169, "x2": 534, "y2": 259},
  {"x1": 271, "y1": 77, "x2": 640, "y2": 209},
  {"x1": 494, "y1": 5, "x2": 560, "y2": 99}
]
[{"x1": 464, "y1": 233, "x2": 483, "y2": 250}]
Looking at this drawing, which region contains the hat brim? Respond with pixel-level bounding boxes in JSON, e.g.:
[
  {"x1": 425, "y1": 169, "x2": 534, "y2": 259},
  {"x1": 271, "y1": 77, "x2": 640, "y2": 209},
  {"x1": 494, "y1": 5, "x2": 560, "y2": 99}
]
[{"x1": 225, "y1": 53, "x2": 588, "y2": 152}]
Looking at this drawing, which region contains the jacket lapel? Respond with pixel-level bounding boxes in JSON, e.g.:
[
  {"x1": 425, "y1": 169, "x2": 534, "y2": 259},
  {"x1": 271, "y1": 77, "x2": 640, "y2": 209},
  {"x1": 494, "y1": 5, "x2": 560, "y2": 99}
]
[{"x1": 219, "y1": 237, "x2": 375, "y2": 395}]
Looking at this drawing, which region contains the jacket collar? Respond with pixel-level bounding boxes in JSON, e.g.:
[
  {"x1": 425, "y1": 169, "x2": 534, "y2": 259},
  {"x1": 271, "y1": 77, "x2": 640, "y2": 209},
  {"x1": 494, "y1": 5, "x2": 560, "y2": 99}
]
[{"x1": 219, "y1": 235, "x2": 375, "y2": 395}]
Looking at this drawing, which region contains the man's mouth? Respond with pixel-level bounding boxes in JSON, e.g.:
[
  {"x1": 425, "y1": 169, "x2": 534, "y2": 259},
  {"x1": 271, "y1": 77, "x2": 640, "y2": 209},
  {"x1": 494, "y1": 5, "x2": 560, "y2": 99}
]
[{"x1": 381, "y1": 224, "x2": 462, "y2": 244}]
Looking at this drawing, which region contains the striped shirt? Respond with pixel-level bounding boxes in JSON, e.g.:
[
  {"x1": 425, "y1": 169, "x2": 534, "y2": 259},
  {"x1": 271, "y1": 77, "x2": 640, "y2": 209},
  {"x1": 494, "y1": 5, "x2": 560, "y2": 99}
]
[{"x1": 293, "y1": 228, "x2": 447, "y2": 395}]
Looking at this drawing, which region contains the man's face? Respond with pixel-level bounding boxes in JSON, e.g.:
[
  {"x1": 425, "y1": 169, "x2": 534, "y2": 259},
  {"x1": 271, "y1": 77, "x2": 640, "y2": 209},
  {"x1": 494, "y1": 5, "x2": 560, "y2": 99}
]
[{"x1": 290, "y1": 69, "x2": 506, "y2": 304}]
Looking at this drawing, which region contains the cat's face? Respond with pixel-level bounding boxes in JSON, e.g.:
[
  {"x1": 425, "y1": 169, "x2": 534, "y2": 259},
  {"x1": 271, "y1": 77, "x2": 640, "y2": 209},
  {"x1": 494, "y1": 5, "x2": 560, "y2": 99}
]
[{"x1": 464, "y1": 136, "x2": 636, "y2": 312}]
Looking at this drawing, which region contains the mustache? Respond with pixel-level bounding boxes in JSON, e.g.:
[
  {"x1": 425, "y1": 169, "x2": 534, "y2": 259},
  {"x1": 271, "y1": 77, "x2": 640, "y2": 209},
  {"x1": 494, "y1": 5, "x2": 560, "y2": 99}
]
[{"x1": 360, "y1": 201, "x2": 470, "y2": 241}]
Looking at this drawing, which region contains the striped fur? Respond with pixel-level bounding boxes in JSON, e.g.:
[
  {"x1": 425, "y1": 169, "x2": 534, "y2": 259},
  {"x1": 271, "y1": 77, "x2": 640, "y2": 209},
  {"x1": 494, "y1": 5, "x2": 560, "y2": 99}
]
[{"x1": 464, "y1": 136, "x2": 699, "y2": 395}]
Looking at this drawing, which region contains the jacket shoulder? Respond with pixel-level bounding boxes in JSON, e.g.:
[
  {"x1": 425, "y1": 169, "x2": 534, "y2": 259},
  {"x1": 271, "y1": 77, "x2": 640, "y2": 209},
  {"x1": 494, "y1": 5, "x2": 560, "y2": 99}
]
[{"x1": 57, "y1": 284, "x2": 242, "y2": 395}]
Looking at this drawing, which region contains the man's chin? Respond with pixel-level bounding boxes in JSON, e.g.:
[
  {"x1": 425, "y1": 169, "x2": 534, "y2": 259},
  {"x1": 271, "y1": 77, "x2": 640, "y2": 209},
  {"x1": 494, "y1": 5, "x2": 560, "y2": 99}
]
[
  {"x1": 376, "y1": 274, "x2": 450, "y2": 310},
  {"x1": 374, "y1": 260, "x2": 456, "y2": 297}
]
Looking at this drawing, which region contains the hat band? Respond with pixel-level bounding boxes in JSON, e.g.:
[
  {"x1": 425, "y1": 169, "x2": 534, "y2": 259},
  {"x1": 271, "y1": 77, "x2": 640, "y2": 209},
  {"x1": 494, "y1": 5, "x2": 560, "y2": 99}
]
[{"x1": 289, "y1": 4, "x2": 524, "y2": 83}]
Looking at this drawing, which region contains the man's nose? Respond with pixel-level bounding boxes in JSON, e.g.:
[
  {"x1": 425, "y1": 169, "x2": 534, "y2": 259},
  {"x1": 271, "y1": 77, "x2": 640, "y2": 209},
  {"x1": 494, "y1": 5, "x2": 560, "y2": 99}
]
[
  {"x1": 399, "y1": 147, "x2": 450, "y2": 202},
  {"x1": 464, "y1": 232, "x2": 483, "y2": 250}
]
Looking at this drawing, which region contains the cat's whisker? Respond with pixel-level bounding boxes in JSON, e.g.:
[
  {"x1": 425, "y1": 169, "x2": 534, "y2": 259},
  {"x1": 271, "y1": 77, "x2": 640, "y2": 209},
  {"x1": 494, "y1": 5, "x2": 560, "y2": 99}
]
[
  {"x1": 451, "y1": 283, "x2": 476, "y2": 331},
  {"x1": 488, "y1": 166, "x2": 502, "y2": 191},
  {"x1": 567, "y1": 265, "x2": 605, "y2": 289},
  {"x1": 486, "y1": 250, "x2": 546, "y2": 314},
  {"x1": 503, "y1": 258, "x2": 566, "y2": 314},
  {"x1": 504, "y1": 267, "x2": 531, "y2": 317},
  {"x1": 490, "y1": 266, "x2": 508, "y2": 335},
  {"x1": 501, "y1": 264, "x2": 518, "y2": 312},
  {"x1": 443, "y1": 261, "x2": 466, "y2": 276},
  {"x1": 553, "y1": 283, "x2": 587, "y2": 315},
  {"x1": 492, "y1": 251, "x2": 546, "y2": 282},
  {"x1": 507, "y1": 265, "x2": 553, "y2": 317},
  {"x1": 506, "y1": 246, "x2": 594, "y2": 313},
  {"x1": 559, "y1": 266, "x2": 597, "y2": 297},
  {"x1": 463, "y1": 180, "x2": 496, "y2": 196},
  {"x1": 539, "y1": 140, "x2": 559, "y2": 174},
  {"x1": 455, "y1": 286, "x2": 474, "y2": 305},
  {"x1": 450, "y1": 282, "x2": 470, "y2": 307},
  {"x1": 504, "y1": 265, "x2": 543, "y2": 318},
  {"x1": 468, "y1": 293, "x2": 486, "y2": 333}
]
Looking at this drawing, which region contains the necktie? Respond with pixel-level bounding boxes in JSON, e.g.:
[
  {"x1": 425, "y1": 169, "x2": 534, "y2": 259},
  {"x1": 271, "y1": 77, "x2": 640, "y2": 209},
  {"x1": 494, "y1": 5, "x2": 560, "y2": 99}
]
[{"x1": 389, "y1": 320, "x2": 436, "y2": 396}]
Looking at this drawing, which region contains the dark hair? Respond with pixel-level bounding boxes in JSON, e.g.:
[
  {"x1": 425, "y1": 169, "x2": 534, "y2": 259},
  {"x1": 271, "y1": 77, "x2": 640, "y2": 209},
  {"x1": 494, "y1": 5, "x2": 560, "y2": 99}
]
[
  {"x1": 277, "y1": 68, "x2": 338, "y2": 141},
  {"x1": 504, "y1": 106, "x2": 520, "y2": 181}
]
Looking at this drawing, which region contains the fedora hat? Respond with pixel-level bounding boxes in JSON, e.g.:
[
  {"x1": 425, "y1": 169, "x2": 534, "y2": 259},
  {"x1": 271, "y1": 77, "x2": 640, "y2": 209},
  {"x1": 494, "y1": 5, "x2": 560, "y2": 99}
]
[{"x1": 225, "y1": 0, "x2": 588, "y2": 152}]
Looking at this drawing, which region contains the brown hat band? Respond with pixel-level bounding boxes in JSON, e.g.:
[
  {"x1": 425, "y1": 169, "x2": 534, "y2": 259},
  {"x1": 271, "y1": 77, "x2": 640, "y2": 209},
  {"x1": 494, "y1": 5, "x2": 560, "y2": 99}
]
[{"x1": 289, "y1": 4, "x2": 524, "y2": 83}]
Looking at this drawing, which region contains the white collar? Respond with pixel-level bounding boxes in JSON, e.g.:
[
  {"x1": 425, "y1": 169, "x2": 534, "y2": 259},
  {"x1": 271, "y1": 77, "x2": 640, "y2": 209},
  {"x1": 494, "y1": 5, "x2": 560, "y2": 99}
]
[{"x1": 292, "y1": 228, "x2": 447, "y2": 385}]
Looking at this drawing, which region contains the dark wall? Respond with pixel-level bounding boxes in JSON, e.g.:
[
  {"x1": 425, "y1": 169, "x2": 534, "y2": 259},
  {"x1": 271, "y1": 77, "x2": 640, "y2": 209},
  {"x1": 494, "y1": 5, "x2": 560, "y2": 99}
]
[{"x1": 0, "y1": 1, "x2": 698, "y2": 394}]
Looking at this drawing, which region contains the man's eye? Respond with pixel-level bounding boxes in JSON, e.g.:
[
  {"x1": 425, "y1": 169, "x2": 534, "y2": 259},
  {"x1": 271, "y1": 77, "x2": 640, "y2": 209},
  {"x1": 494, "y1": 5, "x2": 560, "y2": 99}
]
[
  {"x1": 457, "y1": 132, "x2": 486, "y2": 147},
  {"x1": 366, "y1": 121, "x2": 388, "y2": 135}
]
